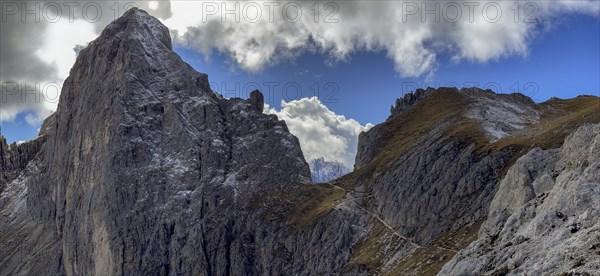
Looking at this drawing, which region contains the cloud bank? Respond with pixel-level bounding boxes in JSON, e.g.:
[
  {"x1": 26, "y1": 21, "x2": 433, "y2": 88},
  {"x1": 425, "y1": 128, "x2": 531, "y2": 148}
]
[{"x1": 265, "y1": 97, "x2": 373, "y2": 168}]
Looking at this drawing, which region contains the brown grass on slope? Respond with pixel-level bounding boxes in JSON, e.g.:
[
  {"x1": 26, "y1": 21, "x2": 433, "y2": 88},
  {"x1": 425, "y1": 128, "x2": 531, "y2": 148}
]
[{"x1": 334, "y1": 91, "x2": 599, "y2": 275}]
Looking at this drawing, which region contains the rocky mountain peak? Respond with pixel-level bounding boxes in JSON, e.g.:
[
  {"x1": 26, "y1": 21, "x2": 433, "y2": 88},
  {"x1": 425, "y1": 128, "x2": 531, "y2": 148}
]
[
  {"x1": 1, "y1": 9, "x2": 312, "y2": 275},
  {"x1": 248, "y1": 89, "x2": 265, "y2": 113},
  {"x1": 64, "y1": 7, "x2": 212, "y2": 110},
  {"x1": 97, "y1": 7, "x2": 172, "y2": 50},
  {"x1": 388, "y1": 87, "x2": 445, "y2": 119}
]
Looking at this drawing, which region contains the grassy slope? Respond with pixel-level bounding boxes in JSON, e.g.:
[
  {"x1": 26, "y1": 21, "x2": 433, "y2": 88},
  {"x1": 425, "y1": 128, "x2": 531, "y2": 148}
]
[
  {"x1": 336, "y1": 92, "x2": 599, "y2": 274},
  {"x1": 334, "y1": 89, "x2": 474, "y2": 191}
]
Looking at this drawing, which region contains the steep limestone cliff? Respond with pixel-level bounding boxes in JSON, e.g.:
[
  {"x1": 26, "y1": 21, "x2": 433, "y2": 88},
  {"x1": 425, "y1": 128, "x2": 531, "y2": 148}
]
[{"x1": 1, "y1": 8, "x2": 347, "y2": 276}]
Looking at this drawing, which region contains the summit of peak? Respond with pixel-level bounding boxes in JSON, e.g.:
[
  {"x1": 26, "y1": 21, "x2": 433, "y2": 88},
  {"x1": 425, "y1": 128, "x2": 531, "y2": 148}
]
[{"x1": 93, "y1": 7, "x2": 172, "y2": 50}]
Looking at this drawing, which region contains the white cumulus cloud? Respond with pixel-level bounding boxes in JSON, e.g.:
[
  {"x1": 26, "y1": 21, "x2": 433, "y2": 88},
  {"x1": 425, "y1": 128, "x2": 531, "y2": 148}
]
[{"x1": 265, "y1": 97, "x2": 373, "y2": 168}]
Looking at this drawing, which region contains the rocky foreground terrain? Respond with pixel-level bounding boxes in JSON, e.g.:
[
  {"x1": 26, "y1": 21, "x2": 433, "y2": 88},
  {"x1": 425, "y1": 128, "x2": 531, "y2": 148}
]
[{"x1": 1, "y1": 8, "x2": 599, "y2": 275}]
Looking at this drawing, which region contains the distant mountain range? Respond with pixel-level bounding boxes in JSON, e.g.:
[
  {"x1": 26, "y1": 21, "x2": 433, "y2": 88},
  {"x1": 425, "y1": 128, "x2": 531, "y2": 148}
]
[
  {"x1": 1, "y1": 8, "x2": 599, "y2": 275},
  {"x1": 309, "y1": 158, "x2": 351, "y2": 183}
]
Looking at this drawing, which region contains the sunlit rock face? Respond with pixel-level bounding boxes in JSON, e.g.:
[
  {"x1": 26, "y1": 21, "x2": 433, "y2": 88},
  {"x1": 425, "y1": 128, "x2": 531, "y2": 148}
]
[{"x1": 440, "y1": 123, "x2": 600, "y2": 276}]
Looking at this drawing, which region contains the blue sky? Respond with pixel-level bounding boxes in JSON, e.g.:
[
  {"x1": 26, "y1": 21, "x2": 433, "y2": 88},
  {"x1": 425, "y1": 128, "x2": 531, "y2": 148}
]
[
  {"x1": 176, "y1": 14, "x2": 600, "y2": 126},
  {"x1": 1, "y1": 11, "x2": 599, "y2": 144}
]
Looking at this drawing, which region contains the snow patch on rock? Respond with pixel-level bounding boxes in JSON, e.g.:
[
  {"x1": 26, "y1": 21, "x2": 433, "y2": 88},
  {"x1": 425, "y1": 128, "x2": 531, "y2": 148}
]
[
  {"x1": 310, "y1": 157, "x2": 351, "y2": 183},
  {"x1": 0, "y1": 160, "x2": 39, "y2": 219},
  {"x1": 465, "y1": 93, "x2": 539, "y2": 141}
]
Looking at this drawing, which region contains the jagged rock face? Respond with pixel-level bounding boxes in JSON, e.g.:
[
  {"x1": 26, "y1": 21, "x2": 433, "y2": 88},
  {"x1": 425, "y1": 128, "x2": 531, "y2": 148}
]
[
  {"x1": 0, "y1": 136, "x2": 45, "y2": 193},
  {"x1": 358, "y1": 87, "x2": 538, "y2": 170},
  {"x1": 43, "y1": 9, "x2": 313, "y2": 275},
  {"x1": 310, "y1": 158, "x2": 351, "y2": 183},
  {"x1": 356, "y1": 126, "x2": 509, "y2": 246},
  {"x1": 388, "y1": 87, "x2": 438, "y2": 120},
  {"x1": 369, "y1": 122, "x2": 512, "y2": 245},
  {"x1": 346, "y1": 87, "x2": 598, "y2": 274},
  {"x1": 356, "y1": 87, "x2": 440, "y2": 170},
  {"x1": 1, "y1": 8, "x2": 352, "y2": 276},
  {"x1": 440, "y1": 123, "x2": 600, "y2": 275},
  {"x1": 339, "y1": 88, "x2": 520, "y2": 273}
]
